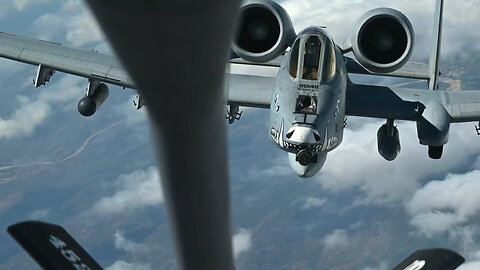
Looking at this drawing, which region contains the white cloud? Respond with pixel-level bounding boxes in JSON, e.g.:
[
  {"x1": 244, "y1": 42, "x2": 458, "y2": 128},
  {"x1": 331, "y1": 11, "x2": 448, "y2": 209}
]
[
  {"x1": 33, "y1": 0, "x2": 104, "y2": 47},
  {"x1": 0, "y1": 59, "x2": 29, "y2": 80},
  {"x1": 0, "y1": 99, "x2": 50, "y2": 139},
  {"x1": 113, "y1": 231, "x2": 149, "y2": 254},
  {"x1": 106, "y1": 231, "x2": 152, "y2": 270},
  {"x1": 65, "y1": 8, "x2": 103, "y2": 47},
  {"x1": 114, "y1": 96, "x2": 148, "y2": 127},
  {"x1": 13, "y1": 0, "x2": 52, "y2": 11},
  {"x1": 0, "y1": 0, "x2": 53, "y2": 17},
  {"x1": 317, "y1": 121, "x2": 480, "y2": 206},
  {"x1": 409, "y1": 212, "x2": 462, "y2": 237},
  {"x1": 301, "y1": 197, "x2": 326, "y2": 210},
  {"x1": 233, "y1": 229, "x2": 252, "y2": 258},
  {"x1": 324, "y1": 229, "x2": 349, "y2": 251},
  {"x1": 362, "y1": 262, "x2": 389, "y2": 270},
  {"x1": 406, "y1": 171, "x2": 480, "y2": 236},
  {"x1": 90, "y1": 167, "x2": 163, "y2": 217},
  {"x1": 452, "y1": 226, "x2": 480, "y2": 260},
  {"x1": 283, "y1": 0, "x2": 480, "y2": 63},
  {"x1": 458, "y1": 261, "x2": 480, "y2": 270},
  {"x1": 105, "y1": 261, "x2": 151, "y2": 270},
  {"x1": 0, "y1": 76, "x2": 83, "y2": 140},
  {"x1": 28, "y1": 208, "x2": 49, "y2": 219}
]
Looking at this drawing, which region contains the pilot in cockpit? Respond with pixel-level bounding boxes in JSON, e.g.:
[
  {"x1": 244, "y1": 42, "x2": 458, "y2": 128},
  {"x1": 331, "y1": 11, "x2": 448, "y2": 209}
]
[{"x1": 302, "y1": 37, "x2": 321, "y2": 80}]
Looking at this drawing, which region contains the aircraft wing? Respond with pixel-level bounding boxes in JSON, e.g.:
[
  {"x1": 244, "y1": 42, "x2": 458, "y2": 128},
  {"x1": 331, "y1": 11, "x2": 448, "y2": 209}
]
[
  {"x1": 345, "y1": 57, "x2": 430, "y2": 80},
  {"x1": 7, "y1": 221, "x2": 103, "y2": 270},
  {"x1": 0, "y1": 32, "x2": 135, "y2": 88},
  {"x1": 346, "y1": 83, "x2": 480, "y2": 123},
  {"x1": 392, "y1": 248, "x2": 464, "y2": 270},
  {"x1": 225, "y1": 56, "x2": 280, "y2": 108},
  {"x1": 0, "y1": 32, "x2": 274, "y2": 109},
  {"x1": 226, "y1": 73, "x2": 275, "y2": 108}
]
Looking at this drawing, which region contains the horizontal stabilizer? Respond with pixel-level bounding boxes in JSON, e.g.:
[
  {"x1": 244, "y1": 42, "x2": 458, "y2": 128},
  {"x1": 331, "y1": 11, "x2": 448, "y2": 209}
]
[
  {"x1": 393, "y1": 248, "x2": 465, "y2": 270},
  {"x1": 7, "y1": 221, "x2": 103, "y2": 270},
  {"x1": 346, "y1": 57, "x2": 430, "y2": 80}
]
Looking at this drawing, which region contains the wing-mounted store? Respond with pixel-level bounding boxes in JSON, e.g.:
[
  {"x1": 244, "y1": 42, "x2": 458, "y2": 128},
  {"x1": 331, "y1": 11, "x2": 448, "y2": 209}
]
[{"x1": 77, "y1": 80, "x2": 109, "y2": 117}]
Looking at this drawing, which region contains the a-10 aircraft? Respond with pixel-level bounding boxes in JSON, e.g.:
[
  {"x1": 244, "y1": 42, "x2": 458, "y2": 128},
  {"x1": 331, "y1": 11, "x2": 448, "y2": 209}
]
[{"x1": 0, "y1": 0, "x2": 478, "y2": 178}]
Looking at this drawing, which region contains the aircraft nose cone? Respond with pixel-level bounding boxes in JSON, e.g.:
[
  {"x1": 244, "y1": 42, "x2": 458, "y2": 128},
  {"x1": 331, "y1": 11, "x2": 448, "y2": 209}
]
[{"x1": 288, "y1": 153, "x2": 327, "y2": 178}]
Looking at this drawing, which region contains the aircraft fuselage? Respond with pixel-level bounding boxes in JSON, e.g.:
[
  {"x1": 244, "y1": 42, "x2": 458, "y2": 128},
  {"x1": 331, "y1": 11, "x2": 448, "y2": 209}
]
[{"x1": 269, "y1": 27, "x2": 348, "y2": 177}]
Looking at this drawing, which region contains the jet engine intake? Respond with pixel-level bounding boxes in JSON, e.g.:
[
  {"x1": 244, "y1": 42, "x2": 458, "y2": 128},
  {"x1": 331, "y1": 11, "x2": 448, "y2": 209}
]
[
  {"x1": 377, "y1": 122, "x2": 401, "y2": 161},
  {"x1": 232, "y1": 0, "x2": 296, "y2": 63},
  {"x1": 351, "y1": 8, "x2": 414, "y2": 73},
  {"x1": 78, "y1": 83, "x2": 109, "y2": 117}
]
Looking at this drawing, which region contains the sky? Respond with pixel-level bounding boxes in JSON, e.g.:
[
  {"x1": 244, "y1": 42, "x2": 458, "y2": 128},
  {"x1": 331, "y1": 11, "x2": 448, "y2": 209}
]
[{"x1": 0, "y1": 0, "x2": 480, "y2": 269}]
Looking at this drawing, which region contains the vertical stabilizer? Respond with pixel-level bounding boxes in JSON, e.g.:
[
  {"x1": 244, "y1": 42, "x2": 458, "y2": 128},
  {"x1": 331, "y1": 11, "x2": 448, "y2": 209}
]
[{"x1": 429, "y1": 0, "x2": 444, "y2": 90}]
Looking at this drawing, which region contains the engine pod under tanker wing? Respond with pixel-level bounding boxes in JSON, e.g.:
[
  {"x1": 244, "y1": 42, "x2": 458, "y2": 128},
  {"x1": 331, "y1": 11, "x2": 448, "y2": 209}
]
[
  {"x1": 78, "y1": 83, "x2": 110, "y2": 117},
  {"x1": 350, "y1": 8, "x2": 414, "y2": 73},
  {"x1": 232, "y1": 0, "x2": 296, "y2": 63}
]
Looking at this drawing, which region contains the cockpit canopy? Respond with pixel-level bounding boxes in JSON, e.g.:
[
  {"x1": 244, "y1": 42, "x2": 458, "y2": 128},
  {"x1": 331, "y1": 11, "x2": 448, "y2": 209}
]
[{"x1": 289, "y1": 33, "x2": 336, "y2": 82}]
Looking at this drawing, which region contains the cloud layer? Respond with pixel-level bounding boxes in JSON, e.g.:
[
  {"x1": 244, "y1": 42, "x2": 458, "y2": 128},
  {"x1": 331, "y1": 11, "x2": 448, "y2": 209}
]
[
  {"x1": 233, "y1": 229, "x2": 253, "y2": 258},
  {"x1": 90, "y1": 167, "x2": 163, "y2": 217},
  {"x1": 0, "y1": 76, "x2": 83, "y2": 139},
  {"x1": 32, "y1": 0, "x2": 104, "y2": 47},
  {"x1": 324, "y1": 229, "x2": 349, "y2": 251},
  {"x1": 407, "y1": 171, "x2": 480, "y2": 236},
  {"x1": 282, "y1": 0, "x2": 480, "y2": 63},
  {"x1": 301, "y1": 197, "x2": 327, "y2": 210},
  {"x1": 318, "y1": 121, "x2": 480, "y2": 205},
  {"x1": 105, "y1": 261, "x2": 151, "y2": 270}
]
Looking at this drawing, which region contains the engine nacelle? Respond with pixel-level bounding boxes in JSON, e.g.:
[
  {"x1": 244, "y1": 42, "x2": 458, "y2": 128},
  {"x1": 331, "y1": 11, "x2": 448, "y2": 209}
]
[
  {"x1": 417, "y1": 101, "x2": 450, "y2": 146},
  {"x1": 232, "y1": 0, "x2": 296, "y2": 63},
  {"x1": 377, "y1": 123, "x2": 401, "y2": 161},
  {"x1": 351, "y1": 8, "x2": 414, "y2": 73},
  {"x1": 78, "y1": 83, "x2": 109, "y2": 117}
]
